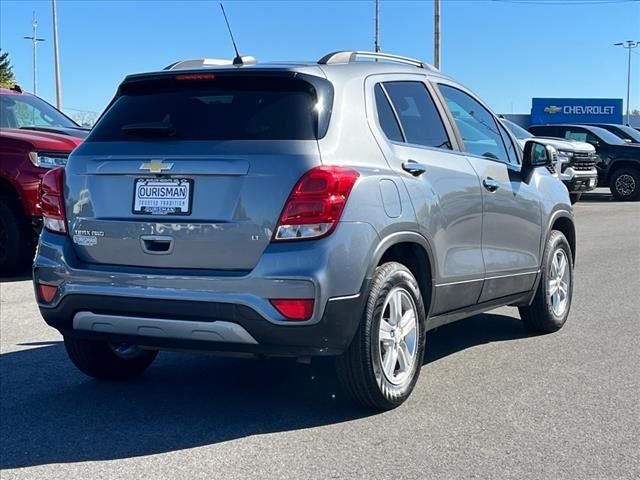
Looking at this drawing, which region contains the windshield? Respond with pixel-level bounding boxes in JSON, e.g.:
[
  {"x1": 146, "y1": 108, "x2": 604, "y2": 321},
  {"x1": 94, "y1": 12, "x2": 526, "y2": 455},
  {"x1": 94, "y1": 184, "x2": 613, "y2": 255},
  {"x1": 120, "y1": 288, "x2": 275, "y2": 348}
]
[
  {"x1": 616, "y1": 125, "x2": 640, "y2": 143},
  {"x1": 502, "y1": 119, "x2": 532, "y2": 140},
  {"x1": 0, "y1": 93, "x2": 78, "y2": 129},
  {"x1": 589, "y1": 126, "x2": 627, "y2": 145}
]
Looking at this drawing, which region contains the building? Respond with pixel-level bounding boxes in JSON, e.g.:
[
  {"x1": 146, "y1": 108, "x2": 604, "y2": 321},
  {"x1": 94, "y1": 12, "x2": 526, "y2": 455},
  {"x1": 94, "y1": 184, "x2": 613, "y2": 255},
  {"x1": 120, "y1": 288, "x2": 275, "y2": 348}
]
[{"x1": 502, "y1": 97, "x2": 639, "y2": 129}]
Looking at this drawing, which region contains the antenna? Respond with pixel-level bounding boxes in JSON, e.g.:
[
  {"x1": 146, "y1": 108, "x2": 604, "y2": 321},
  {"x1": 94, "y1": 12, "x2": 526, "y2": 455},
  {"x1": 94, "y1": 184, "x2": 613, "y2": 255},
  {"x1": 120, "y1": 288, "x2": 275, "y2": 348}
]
[{"x1": 219, "y1": 3, "x2": 242, "y2": 65}]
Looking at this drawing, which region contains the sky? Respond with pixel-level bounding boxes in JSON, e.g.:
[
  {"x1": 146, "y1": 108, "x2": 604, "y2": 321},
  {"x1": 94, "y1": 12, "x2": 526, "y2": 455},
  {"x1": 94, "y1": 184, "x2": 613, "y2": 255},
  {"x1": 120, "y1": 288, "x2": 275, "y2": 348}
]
[{"x1": 1, "y1": 0, "x2": 639, "y2": 118}]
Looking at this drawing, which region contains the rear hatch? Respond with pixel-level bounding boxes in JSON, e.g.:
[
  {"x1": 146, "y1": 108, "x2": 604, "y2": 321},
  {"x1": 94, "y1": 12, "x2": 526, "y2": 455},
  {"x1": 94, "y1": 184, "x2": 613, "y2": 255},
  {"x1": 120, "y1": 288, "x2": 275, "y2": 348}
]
[{"x1": 64, "y1": 71, "x2": 332, "y2": 271}]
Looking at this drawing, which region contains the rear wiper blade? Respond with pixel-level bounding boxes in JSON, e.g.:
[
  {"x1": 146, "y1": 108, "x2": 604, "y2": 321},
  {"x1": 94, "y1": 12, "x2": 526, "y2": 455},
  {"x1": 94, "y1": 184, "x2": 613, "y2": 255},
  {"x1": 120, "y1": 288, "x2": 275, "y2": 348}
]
[{"x1": 121, "y1": 121, "x2": 177, "y2": 137}]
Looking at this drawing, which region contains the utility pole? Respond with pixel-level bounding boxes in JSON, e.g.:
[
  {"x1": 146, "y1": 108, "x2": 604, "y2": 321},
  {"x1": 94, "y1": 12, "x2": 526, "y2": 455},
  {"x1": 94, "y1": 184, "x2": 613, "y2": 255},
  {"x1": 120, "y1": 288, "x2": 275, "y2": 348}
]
[
  {"x1": 614, "y1": 40, "x2": 639, "y2": 125},
  {"x1": 374, "y1": 0, "x2": 380, "y2": 52},
  {"x1": 23, "y1": 11, "x2": 45, "y2": 95},
  {"x1": 52, "y1": 0, "x2": 62, "y2": 109},
  {"x1": 434, "y1": 0, "x2": 440, "y2": 69}
]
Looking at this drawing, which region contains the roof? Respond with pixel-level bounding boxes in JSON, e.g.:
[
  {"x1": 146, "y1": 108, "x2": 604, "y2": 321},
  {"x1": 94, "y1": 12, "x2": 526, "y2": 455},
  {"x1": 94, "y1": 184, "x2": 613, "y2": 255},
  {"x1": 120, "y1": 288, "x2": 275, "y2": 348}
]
[{"x1": 125, "y1": 51, "x2": 450, "y2": 84}]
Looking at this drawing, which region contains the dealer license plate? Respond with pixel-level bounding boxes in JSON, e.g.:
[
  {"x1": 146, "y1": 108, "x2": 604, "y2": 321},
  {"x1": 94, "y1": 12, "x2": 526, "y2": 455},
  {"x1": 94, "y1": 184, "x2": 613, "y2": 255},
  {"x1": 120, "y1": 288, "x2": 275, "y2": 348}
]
[{"x1": 133, "y1": 178, "x2": 192, "y2": 215}]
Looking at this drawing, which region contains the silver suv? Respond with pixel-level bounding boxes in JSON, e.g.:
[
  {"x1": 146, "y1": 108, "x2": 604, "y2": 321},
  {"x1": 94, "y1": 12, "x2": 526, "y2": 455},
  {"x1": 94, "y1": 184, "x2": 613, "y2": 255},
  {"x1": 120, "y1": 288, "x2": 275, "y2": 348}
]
[{"x1": 34, "y1": 51, "x2": 576, "y2": 410}]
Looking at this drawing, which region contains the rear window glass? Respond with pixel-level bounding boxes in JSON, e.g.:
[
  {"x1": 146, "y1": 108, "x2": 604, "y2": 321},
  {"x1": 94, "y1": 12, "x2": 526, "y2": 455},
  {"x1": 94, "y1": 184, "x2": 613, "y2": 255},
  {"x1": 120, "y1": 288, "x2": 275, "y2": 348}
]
[{"x1": 89, "y1": 76, "x2": 319, "y2": 141}]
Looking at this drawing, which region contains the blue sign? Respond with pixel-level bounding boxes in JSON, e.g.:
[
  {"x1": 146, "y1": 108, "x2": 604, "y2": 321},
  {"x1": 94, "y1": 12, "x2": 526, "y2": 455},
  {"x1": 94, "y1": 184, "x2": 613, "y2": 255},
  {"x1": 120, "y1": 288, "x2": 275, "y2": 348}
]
[{"x1": 531, "y1": 98, "x2": 623, "y2": 125}]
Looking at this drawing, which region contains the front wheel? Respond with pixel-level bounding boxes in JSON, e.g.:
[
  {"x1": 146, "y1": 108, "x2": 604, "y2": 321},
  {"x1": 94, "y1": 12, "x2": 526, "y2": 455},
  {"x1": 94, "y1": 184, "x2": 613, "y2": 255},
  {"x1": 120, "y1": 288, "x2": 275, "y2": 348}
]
[
  {"x1": 337, "y1": 262, "x2": 427, "y2": 410},
  {"x1": 64, "y1": 335, "x2": 158, "y2": 380},
  {"x1": 0, "y1": 199, "x2": 32, "y2": 276},
  {"x1": 609, "y1": 168, "x2": 640, "y2": 201},
  {"x1": 519, "y1": 230, "x2": 573, "y2": 333}
]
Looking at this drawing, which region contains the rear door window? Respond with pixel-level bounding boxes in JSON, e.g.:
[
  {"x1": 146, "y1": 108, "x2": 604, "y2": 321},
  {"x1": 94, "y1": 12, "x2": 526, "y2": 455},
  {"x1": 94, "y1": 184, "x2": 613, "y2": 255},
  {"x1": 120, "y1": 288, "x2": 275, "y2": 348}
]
[
  {"x1": 381, "y1": 82, "x2": 452, "y2": 149},
  {"x1": 89, "y1": 76, "x2": 321, "y2": 142},
  {"x1": 374, "y1": 84, "x2": 404, "y2": 142}
]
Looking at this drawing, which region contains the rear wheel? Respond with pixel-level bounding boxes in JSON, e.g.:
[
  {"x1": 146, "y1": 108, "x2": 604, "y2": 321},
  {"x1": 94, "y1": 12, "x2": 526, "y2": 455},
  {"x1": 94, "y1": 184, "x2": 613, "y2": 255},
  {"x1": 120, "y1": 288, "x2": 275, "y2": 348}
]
[
  {"x1": 64, "y1": 334, "x2": 158, "y2": 380},
  {"x1": 519, "y1": 230, "x2": 573, "y2": 333},
  {"x1": 0, "y1": 199, "x2": 31, "y2": 276},
  {"x1": 609, "y1": 168, "x2": 640, "y2": 201},
  {"x1": 337, "y1": 262, "x2": 427, "y2": 410}
]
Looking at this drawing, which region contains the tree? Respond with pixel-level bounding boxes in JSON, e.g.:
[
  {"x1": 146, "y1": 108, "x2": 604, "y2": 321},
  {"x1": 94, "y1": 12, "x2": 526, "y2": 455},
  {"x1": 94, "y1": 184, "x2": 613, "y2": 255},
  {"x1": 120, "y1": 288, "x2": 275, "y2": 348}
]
[
  {"x1": 632, "y1": 109, "x2": 640, "y2": 116},
  {"x1": 0, "y1": 50, "x2": 17, "y2": 88}
]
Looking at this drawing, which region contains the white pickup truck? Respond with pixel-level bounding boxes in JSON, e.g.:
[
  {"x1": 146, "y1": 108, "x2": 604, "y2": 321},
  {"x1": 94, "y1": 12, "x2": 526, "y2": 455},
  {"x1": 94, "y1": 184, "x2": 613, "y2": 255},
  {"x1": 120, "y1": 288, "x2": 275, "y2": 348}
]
[{"x1": 502, "y1": 118, "x2": 599, "y2": 203}]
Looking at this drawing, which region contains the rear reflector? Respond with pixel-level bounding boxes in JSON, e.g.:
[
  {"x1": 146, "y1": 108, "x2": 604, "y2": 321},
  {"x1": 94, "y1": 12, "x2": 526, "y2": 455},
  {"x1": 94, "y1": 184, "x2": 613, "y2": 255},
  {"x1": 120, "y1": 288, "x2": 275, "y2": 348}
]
[
  {"x1": 273, "y1": 166, "x2": 359, "y2": 241},
  {"x1": 36, "y1": 283, "x2": 58, "y2": 303},
  {"x1": 270, "y1": 299, "x2": 314, "y2": 321},
  {"x1": 40, "y1": 167, "x2": 67, "y2": 234}
]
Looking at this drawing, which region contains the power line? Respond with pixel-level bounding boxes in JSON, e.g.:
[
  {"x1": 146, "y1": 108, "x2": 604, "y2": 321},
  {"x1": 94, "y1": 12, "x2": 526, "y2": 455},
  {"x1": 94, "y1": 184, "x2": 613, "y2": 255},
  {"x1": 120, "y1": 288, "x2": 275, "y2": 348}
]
[{"x1": 491, "y1": 0, "x2": 637, "y2": 4}]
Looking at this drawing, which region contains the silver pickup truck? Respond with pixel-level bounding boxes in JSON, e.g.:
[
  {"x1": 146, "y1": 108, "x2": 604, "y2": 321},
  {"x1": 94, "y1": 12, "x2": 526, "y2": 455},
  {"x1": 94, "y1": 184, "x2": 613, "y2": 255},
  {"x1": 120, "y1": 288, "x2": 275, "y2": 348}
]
[{"x1": 502, "y1": 118, "x2": 598, "y2": 203}]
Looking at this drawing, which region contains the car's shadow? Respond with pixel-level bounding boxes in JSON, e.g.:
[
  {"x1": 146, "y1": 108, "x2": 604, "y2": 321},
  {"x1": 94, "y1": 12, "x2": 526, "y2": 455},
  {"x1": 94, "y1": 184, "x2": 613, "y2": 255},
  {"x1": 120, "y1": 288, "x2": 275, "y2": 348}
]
[
  {"x1": 577, "y1": 192, "x2": 614, "y2": 203},
  {"x1": 1, "y1": 313, "x2": 529, "y2": 469}
]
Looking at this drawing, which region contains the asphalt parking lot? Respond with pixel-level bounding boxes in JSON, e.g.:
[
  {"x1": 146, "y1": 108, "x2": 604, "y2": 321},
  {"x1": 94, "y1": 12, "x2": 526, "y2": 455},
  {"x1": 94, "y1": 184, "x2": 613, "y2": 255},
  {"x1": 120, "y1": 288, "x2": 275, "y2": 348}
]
[{"x1": 1, "y1": 188, "x2": 638, "y2": 480}]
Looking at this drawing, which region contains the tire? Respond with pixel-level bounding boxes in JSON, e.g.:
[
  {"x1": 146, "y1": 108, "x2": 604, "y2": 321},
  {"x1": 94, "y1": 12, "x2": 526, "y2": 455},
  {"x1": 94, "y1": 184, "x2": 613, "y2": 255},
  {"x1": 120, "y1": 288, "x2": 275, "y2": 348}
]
[
  {"x1": 0, "y1": 199, "x2": 32, "y2": 276},
  {"x1": 569, "y1": 193, "x2": 581, "y2": 205},
  {"x1": 609, "y1": 168, "x2": 640, "y2": 201},
  {"x1": 337, "y1": 262, "x2": 427, "y2": 410},
  {"x1": 519, "y1": 230, "x2": 573, "y2": 334},
  {"x1": 64, "y1": 334, "x2": 158, "y2": 380}
]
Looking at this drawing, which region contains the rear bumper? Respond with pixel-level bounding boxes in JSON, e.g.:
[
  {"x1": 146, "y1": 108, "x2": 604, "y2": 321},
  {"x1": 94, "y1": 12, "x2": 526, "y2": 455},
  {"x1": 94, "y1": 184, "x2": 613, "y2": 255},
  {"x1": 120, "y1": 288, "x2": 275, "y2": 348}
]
[
  {"x1": 39, "y1": 293, "x2": 364, "y2": 356},
  {"x1": 34, "y1": 222, "x2": 377, "y2": 355}
]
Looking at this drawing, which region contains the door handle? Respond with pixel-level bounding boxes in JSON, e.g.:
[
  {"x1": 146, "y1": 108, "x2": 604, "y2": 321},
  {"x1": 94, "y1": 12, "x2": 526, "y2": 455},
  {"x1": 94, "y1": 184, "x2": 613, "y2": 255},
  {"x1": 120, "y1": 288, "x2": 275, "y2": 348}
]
[
  {"x1": 402, "y1": 160, "x2": 427, "y2": 177},
  {"x1": 482, "y1": 177, "x2": 500, "y2": 192}
]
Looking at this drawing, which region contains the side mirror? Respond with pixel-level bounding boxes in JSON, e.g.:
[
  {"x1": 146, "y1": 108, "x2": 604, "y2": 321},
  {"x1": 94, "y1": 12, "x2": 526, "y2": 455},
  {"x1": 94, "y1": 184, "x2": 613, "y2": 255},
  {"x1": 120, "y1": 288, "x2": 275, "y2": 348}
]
[
  {"x1": 587, "y1": 140, "x2": 600, "y2": 148},
  {"x1": 523, "y1": 140, "x2": 556, "y2": 168}
]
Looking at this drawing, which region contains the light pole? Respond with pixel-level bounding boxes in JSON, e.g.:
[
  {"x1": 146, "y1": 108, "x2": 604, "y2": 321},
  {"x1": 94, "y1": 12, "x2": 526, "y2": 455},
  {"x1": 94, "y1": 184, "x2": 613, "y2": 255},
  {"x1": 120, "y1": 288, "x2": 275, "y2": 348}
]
[
  {"x1": 52, "y1": 0, "x2": 62, "y2": 109},
  {"x1": 434, "y1": 0, "x2": 440, "y2": 69},
  {"x1": 614, "y1": 40, "x2": 639, "y2": 126},
  {"x1": 374, "y1": 0, "x2": 380, "y2": 53},
  {"x1": 23, "y1": 11, "x2": 45, "y2": 95}
]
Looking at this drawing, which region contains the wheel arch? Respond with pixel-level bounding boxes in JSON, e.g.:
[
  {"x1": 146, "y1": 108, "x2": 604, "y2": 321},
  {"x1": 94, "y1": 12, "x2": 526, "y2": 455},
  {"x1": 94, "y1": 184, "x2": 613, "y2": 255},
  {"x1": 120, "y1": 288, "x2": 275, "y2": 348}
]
[
  {"x1": 549, "y1": 212, "x2": 576, "y2": 264},
  {"x1": 606, "y1": 159, "x2": 640, "y2": 182},
  {"x1": 367, "y1": 232, "x2": 436, "y2": 318}
]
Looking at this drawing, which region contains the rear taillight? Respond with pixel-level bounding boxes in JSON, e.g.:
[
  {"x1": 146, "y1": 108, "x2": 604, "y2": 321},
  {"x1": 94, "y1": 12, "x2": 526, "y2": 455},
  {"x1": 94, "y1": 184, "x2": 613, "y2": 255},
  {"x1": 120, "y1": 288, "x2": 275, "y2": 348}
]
[
  {"x1": 273, "y1": 166, "x2": 359, "y2": 241},
  {"x1": 40, "y1": 167, "x2": 67, "y2": 234},
  {"x1": 270, "y1": 299, "x2": 315, "y2": 321}
]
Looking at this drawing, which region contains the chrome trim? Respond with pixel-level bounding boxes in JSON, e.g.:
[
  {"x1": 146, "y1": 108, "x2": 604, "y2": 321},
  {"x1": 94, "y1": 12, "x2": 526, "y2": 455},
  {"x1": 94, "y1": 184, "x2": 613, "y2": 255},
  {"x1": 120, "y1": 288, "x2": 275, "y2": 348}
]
[
  {"x1": 328, "y1": 293, "x2": 361, "y2": 302},
  {"x1": 73, "y1": 312, "x2": 258, "y2": 345},
  {"x1": 436, "y1": 270, "x2": 539, "y2": 288}
]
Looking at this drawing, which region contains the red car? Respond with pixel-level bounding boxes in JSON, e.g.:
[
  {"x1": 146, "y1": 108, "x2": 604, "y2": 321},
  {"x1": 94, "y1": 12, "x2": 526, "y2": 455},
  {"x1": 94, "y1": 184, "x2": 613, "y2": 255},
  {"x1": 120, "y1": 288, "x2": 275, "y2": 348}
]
[{"x1": 0, "y1": 86, "x2": 88, "y2": 275}]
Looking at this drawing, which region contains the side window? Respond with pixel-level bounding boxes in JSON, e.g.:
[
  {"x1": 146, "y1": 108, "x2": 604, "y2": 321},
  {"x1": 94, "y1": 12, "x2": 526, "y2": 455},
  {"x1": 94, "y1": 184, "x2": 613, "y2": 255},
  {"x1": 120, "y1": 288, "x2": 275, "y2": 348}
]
[
  {"x1": 497, "y1": 122, "x2": 520, "y2": 165},
  {"x1": 374, "y1": 84, "x2": 403, "y2": 142},
  {"x1": 382, "y1": 82, "x2": 452, "y2": 149},
  {"x1": 438, "y1": 84, "x2": 509, "y2": 162}
]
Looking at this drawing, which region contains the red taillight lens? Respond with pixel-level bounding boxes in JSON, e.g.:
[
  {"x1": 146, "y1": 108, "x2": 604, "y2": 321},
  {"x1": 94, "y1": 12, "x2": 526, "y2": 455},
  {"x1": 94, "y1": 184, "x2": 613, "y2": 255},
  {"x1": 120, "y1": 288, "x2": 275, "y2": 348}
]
[
  {"x1": 274, "y1": 166, "x2": 359, "y2": 241},
  {"x1": 270, "y1": 299, "x2": 315, "y2": 321},
  {"x1": 40, "y1": 167, "x2": 67, "y2": 234},
  {"x1": 36, "y1": 282, "x2": 58, "y2": 303}
]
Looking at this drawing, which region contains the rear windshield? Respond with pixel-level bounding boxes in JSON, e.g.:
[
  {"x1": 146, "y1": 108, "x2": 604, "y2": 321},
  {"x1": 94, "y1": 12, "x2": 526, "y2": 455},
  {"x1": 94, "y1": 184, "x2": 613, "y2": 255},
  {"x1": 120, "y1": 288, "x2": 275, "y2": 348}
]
[{"x1": 88, "y1": 75, "x2": 320, "y2": 141}]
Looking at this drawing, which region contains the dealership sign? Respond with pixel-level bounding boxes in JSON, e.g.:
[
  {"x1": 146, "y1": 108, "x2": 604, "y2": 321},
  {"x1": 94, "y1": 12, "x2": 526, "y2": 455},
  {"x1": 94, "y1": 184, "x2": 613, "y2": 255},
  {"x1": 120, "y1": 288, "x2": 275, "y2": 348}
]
[{"x1": 531, "y1": 98, "x2": 623, "y2": 124}]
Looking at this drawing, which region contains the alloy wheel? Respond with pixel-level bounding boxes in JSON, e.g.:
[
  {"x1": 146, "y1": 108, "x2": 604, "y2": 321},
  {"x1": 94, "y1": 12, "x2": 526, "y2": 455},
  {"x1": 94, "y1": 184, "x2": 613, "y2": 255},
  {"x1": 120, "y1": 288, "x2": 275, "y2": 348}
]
[
  {"x1": 615, "y1": 174, "x2": 636, "y2": 197},
  {"x1": 378, "y1": 287, "x2": 419, "y2": 385},
  {"x1": 547, "y1": 249, "x2": 570, "y2": 317}
]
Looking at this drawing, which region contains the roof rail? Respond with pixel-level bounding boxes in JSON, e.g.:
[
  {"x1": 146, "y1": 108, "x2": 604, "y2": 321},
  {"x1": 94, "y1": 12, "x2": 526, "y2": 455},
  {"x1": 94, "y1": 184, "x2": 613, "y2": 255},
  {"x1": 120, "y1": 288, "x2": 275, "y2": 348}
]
[
  {"x1": 164, "y1": 56, "x2": 257, "y2": 70},
  {"x1": 318, "y1": 51, "x2": 437, "y2": 71}
]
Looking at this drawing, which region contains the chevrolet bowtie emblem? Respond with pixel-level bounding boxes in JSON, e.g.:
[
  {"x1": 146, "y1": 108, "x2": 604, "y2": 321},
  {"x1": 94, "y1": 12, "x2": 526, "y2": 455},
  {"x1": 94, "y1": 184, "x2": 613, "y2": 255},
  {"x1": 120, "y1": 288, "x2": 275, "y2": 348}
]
[{"x1": 140, "y1": 160, "x2": 174, "y2": 173}]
